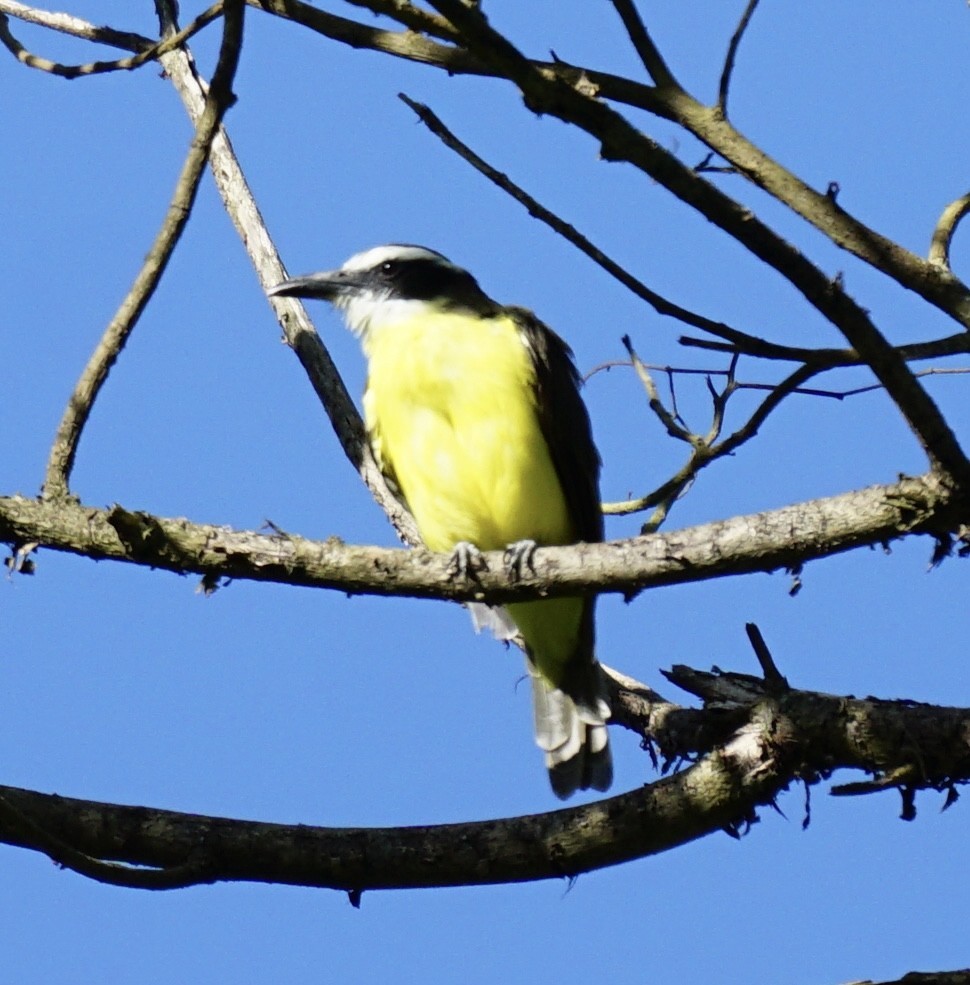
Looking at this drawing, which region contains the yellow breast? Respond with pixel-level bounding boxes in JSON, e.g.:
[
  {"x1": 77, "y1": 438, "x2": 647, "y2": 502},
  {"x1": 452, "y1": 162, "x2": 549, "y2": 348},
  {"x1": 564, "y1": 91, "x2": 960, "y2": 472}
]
[{"x1": 362, "y1": 309, "x2": 573, "y2": 554}]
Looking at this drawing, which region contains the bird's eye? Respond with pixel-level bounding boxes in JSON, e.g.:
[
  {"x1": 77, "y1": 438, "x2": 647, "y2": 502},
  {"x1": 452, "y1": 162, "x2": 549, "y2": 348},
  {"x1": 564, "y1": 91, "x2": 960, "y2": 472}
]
[{"x1": 381, "y1": 261, "x2": 397, "y2": 274}]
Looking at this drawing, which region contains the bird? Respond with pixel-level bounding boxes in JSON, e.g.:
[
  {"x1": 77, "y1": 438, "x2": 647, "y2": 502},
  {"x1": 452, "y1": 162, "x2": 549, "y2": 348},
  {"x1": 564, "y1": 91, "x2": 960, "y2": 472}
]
[{"x1": 268, "y1": 244, "x2": 611, "y2": 798}]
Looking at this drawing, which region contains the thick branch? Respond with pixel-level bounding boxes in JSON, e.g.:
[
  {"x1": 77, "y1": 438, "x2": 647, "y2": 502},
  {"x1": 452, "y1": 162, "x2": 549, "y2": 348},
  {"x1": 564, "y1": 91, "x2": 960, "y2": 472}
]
[
  {"x1": 0, "y1": 471, "x2": 964, "y2": 602},
  {"x1": 662, "y1": 96, "x2": 970, "y2": 328},
  {"x1": 0, "y1": 718, "x2": 785, "y2": 890},
  {"x1": 664, "y1": 666, "x2": 970, "y2": 792},
  {"x1": 3, "y1": 668, "x2": 970, "y2": 891},
  {"x1": 863, "y1": 974, "x2": 970, "y2": 985}
]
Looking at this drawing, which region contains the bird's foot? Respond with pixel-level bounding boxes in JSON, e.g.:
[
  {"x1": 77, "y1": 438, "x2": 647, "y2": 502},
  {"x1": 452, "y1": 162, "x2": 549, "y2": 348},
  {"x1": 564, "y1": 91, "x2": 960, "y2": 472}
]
[
  {"x1": 448, "y1": 541, "x2": 487, "y2": 582},
  {"x1": 503, "y1": 539, "x2": 537, "y2": 582}
]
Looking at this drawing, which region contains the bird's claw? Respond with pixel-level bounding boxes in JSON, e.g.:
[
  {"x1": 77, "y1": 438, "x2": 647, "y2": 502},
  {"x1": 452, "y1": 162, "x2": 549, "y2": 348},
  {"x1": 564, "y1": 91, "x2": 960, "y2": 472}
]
[
  {"x1": 503, "y1": 539, "x2": 537, "y2": 582},
  {"x1": 448, "y1": 541, "x2": 487, "y2": 582}
]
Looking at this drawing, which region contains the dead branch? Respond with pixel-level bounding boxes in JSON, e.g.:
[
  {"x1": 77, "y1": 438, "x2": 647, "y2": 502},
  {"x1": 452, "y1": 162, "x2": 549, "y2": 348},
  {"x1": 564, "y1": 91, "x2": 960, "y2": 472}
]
[{"x1": 0, "y1": 2, "x2": 222, "y2": 78}]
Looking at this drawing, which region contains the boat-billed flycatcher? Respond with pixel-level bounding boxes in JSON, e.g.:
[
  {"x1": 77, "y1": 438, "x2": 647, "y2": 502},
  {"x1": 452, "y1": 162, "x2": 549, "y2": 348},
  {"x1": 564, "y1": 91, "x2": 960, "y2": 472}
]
[{"x1": 269, "y1": 245, "x2": 611, "y2": 798}]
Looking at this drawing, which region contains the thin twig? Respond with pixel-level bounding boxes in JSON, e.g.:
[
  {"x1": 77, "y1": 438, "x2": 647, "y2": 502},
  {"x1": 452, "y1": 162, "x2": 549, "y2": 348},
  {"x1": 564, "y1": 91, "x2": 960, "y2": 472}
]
[
  {"x1": 613, "y1": 336, "x2": 724, "y2": 529},
  {"x1": 604, "y1": 361, "x2": 825, "y2": 521},
  {"x1": 608, "y1": 0, "x2": 677, "y2": 88},
  {"x1": 702, "y1": 352, "x2": 739, "y2": 445},
  {"x1": 929, "y1": 191, "x2": 970, "y2": 269},
  {"x1": 709, "y1": 362, "x2": 823, "y2": 461},
  {"x1": 0, "y1": 2, "x2": 222, "y2": 78},
  {"x1": 614, "y1": 346, "x2": 772, "y2": 530},
  {"x1": 40, "y1": 1, "x2": 244, "y2": 501},
  {"x1": 836, "y1": 366, "x2": 970, "y2": 397},
  {"x1": 694, "y1": 151, "x2": 737, "y2": 175},
  {"x1": 399, "y1": 93, "x2": 767, "y2": 346},
  {"x1": 744, "y1": 622, "x2": 788, "y2": 691},
  {"x1": 622, "y1": 335, "x2": 694, "y2": 444},
  {"x1": 586, "y1": 360, "x2": 970, "y2": 520},
  {"x1": 680, "y1": 326, "x2": 970, "y2": 372},
  {"x1": 587, "y1": 359, "x2": 970, "y2": 401},
  {"x1": 717, "y1": 0, "x2": 760, "y2": 115},
  {"x1": 679, "y1": 332, "x2": 850, "y2": 364}
]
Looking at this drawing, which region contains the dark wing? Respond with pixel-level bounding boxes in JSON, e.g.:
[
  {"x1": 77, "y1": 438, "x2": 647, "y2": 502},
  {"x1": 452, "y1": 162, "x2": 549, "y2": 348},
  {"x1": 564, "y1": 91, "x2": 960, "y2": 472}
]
[
  {"x1": 510, "y1": 305, "x2": 608, "y2": 760},
  {"x1": 508, "y1": 306, "x2": 603, "y2": 545}
]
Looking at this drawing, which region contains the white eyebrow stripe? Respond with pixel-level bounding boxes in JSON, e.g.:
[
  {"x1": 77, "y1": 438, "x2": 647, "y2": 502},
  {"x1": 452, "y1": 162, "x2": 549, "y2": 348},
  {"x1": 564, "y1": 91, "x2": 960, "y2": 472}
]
[{"x1": 340, "y1": 244, "x2": 457, "y2": 273}]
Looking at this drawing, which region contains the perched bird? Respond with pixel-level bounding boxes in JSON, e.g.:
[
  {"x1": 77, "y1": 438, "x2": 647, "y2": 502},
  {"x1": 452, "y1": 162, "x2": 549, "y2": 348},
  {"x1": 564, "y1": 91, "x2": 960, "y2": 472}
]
[{"x1": 269, "y1": 245, "x2": 611, "y2": 798}]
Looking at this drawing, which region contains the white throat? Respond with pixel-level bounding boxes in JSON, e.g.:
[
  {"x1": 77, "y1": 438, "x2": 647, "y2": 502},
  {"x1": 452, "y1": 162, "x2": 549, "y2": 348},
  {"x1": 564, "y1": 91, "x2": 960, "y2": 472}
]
[{"x1": 338, "y1": 293, "x2": 437, "y2": 341}]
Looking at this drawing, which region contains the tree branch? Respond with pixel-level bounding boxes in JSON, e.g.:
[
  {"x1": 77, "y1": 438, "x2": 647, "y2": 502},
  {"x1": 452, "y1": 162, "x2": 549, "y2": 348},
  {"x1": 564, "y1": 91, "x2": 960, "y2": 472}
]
[
  {"x1": 0, "y1": 1, "x2": 408, "y2": 529},
  {"x1": 608, "y1": 0, "x2": 678, "y2": 89},
  {"x1": 929, "y1": 191, "x2": 970, "y2": 270},
  {"x1": 862, "y1": 972, "x2": 970, "y2": 985},
  {"x1": 3, "y1": 665, "x2": 970, "y2": 891},
  {"x1": 666, "y1": 97, "x2": 970, "y2": 329},
  {"x1": 398, "y1": 53, "x2": 970, "y2": 488},
  {"x1": 18, "y1": 3, "x2": 970, "y2": 539},
  {"x1": 342, "y1": 0, "x2": 457, "y2": 41},
  {"x1": 17, "y1": 0, "x2": 967, "y2": 341},
  {"x1": 717, "y1": 0, "x2": 760, "y2": 115},
  {"x1": 0, "y1": 0, "x2": 150, "y2": 51},
  {"x1": 0, "y1": 2, "x2": 223, "y2": 78},
  {"x1": 0, "y1": 723, "x2": 785, "y2": 891},
  {"x1": 40, "y1": 0, "x2": 245, "y2": 500},
  {"x1": 0, "y1": 794, "x2": 217, "y2": 890},
  {"x1": 1, "y1": 471, "x2": 964, "y2": 603}
]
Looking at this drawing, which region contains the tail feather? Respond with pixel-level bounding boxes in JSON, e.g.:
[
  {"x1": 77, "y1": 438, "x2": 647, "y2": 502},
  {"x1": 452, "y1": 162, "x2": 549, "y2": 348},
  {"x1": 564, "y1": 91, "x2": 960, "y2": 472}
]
[
  {"x1": 467, "y1": 601, "x2": 519, "y2": 641},
  {"x1": 529, "y1": 662, "x2": 612, "y2": 799},
  {"x1": 467, "y1": 603, "x2": 613, "y2": 798}
]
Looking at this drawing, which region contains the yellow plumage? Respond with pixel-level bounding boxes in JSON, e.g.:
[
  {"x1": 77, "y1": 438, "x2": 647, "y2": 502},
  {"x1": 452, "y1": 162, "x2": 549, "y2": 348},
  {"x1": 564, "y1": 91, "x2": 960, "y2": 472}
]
[{"x1": 362, "y1": 310, "x2": 584, "y2": 683}]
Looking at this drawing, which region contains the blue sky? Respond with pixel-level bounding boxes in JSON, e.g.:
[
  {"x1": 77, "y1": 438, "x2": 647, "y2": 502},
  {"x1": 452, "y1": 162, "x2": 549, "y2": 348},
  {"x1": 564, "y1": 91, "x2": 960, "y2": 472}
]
[{"x1": 3, "y1": 3, "x2": 970, "y2": 983}]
